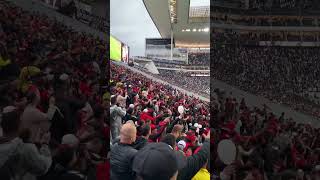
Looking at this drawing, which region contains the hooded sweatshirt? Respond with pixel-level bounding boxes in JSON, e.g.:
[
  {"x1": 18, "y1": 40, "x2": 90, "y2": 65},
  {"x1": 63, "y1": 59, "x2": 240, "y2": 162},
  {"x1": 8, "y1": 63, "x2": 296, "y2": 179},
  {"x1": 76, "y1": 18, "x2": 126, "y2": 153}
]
[{"x1": 0, "y1": 137, "x2": 52, "y2": 180}]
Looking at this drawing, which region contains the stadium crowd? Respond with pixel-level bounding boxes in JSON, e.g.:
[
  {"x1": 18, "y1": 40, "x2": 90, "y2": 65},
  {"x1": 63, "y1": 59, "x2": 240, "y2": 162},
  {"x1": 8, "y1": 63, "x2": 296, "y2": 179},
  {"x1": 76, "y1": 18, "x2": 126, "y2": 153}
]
[
  {"x1": 188, "y1": 53, "x2": 210, "y2": 66},
  {"x1": 212, "y1": 13, "x2": 318, "y2": 27},
  {"x1": 157, "y1": 69, "x2": 210, "y2": 98},
  {"x1": 212, "y1": 45, "x2": 320, "y2": 118},
  {"x1": 212, "y1": 31, "x2": 319, "y2": 43},
  {"x1": 0, "y1": 1, "x2": 109, "y2": 180},
  {"x1": 212, "y1": 88, "x2": 320, "y2": 180},
  {"x1": 110, "y1": 63, "x2": 210, "y2": 180}
]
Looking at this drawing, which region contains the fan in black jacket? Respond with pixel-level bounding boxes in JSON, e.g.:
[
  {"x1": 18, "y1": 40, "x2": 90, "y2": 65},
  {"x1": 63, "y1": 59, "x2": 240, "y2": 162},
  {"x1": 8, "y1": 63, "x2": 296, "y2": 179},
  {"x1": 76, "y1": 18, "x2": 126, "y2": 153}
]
[{"x1": 177, "y1": 133, "x2": 210, "y2": 180}]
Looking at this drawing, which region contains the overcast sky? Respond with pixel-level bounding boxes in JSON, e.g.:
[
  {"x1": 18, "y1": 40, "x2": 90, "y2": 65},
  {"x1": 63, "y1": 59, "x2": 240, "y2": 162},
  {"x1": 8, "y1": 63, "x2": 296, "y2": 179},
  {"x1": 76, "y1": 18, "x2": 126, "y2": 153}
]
[
  {"x1": 110, "y1": 0, "x2": 209, "y2": 56},
  {"x1": 110, "y1": 0, "x2": 160, "y2": 57}
]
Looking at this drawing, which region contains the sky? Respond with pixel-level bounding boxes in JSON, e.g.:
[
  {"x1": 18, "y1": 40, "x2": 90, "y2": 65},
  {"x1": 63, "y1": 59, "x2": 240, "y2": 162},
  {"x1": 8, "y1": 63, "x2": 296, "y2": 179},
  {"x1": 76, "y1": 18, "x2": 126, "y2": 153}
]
[
  {"x1": 110, "y1": 0, "x2": 160, "y2": 57},
  {"x1": 110, "y1": 0, "x2": 210, "y2": 57}
]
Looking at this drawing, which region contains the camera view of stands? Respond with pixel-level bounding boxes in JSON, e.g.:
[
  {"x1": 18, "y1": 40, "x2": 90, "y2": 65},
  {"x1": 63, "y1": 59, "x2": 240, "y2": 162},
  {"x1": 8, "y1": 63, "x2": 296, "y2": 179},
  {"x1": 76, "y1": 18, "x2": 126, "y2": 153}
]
[
  {"x1": 211, "y1": 1, "x2": 320, "y2": 179},
  {"x1": 135, "y1": 52, "x2": 210, "y2": 98},
  {"x1": 157, "y1": 69, "x2": 209, "y2": 98},
  {"x1": 211, "y1": 88, "x2": 320, "y2": 180},
  {"x1": 212, "y1": 0, "x2": 320, "y2": 30},
  {"x1": 110, "y1": 62, "x2": 210, "y2": 180},
  {"x1": 0, "y1": 1, "x2": 108, "y2": 180},
  {"x1": 212, "y1": 44, "x2": 320, "y2": 118}
]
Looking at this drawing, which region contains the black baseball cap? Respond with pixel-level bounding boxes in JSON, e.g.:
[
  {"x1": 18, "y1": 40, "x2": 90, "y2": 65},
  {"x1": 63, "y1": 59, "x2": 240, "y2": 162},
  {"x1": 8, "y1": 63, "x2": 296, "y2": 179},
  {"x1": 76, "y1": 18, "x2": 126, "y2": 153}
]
[{"x1": 132, "y1": 142, "x2": 187, "y2": 180}]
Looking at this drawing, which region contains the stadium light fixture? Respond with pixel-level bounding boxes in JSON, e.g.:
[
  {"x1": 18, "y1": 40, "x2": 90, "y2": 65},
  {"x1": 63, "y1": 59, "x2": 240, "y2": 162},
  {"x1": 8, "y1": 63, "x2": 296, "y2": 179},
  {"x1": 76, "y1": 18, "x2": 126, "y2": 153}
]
[
  {"x1": 182, "y1": 29, "x2": 185, "y2": 32},
  {"x1": 186, "y1": 29, "x2": 190, "y2": 32},
  {"x1": 198, "y1": 29, "x2": 202, "y2": 32},
  {"x1": 193, "y1": 28, "x2": 197, "y2": 32},
  {"x1": 203, "y1": 28, "x2": 209, "y2": 32}
]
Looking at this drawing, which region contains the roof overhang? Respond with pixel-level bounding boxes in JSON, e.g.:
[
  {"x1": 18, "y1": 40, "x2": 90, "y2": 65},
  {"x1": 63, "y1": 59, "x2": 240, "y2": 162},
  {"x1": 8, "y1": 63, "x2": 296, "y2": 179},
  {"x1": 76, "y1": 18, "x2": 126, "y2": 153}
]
[{"x1": 143, "y1": 0, "x2": 210, "y2": 48}]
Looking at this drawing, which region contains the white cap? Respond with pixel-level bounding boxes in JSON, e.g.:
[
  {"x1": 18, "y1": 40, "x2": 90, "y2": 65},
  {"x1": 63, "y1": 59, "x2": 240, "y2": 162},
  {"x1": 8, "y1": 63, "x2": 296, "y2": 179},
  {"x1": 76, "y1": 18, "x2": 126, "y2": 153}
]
[
  {"x1": 143, "y1": 109, "x2": 148, "y2": 113},
  {"x1": 194, "y1": 123, "x2": 199, "y2": 128},
  {"x1": 129, "y1": 104, "x2": 135, "y2": 108},
  {"x1": 62, "y1": 134, "x2": 79, "y2": 147},
  {"x1": 177, "y1": 140, "x2": 186, "y2": 150}
]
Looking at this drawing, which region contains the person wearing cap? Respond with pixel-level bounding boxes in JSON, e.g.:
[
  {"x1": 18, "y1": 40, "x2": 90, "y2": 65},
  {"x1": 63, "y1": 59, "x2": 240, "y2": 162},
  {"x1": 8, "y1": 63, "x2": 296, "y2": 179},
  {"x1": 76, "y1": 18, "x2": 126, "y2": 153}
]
[
  {"x1": 123, "y1": 104, "x2": 137, "y2": 123},
  {"x1": 132, "y1": 142, "x2": 187, "y2": 180},
  {"x1": 110, "y1": 95, "x2": 127, "y2": 141},
  {"x1": 0, "y1": 108, "x2": 52, "y2": 180},
  {"x1": 110, "y1": 123, "x2": 137, "y2": 180},
  {"x1": 177, "y1": 140, "x2": 187, "y2": 153}
]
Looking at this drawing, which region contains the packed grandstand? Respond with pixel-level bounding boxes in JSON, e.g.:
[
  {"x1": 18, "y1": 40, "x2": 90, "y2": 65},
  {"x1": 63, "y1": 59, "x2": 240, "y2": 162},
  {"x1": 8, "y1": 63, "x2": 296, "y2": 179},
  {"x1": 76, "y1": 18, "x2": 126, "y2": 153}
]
[
  {"x1": 109, "y1": 0, "x2": 211, "y2": 180},
  {"x1": 0, "y1": 0, "x2": 108, "y2": 180},
  {"x1": 212, "y1": 0, "x2": 320, "y2": 180}
]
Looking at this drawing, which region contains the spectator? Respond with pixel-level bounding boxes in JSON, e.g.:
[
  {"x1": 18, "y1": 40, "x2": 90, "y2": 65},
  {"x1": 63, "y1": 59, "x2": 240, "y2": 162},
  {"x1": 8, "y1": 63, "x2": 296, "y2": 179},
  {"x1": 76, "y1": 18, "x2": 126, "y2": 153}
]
[
  {"x1": 0, "y1": 1, "x2": 108, "y2": 179},
  {"x1": 110, "y1": 95, "x2": 126, "y2": 141},
  {"x1": 44, "y1": 146, "x2": 85, "y2": 180},
  {"x1": 170, "y1": 124, "x2": 183, "y2": 142},
  {"x1": 132, "y1": 142, "x2": 187, "y2": 180},
  {"x1": 161, "y1": 134, "x2": 177, "y2": 150},
  {"x1": 133, "y1": 124, "x2": 150, "y2": 150},
  {"x1": 110, "y1": 61, "x2": 210, "y2": 179},
  {"x1": 0, "y1": 107, "x2": 52, "y2": 180},
  {"x1": 212, "y1": 89, "x2": 320, "y2": 179},
  {"x1": 20, "y1": 86, "x2": 53, "y2": 142},
  {"x1": 178, "y1": 131, "x2": 210, "y2": 180},
  {"x1": 191, "y1": 160, "x2": 210, "y2": 180},
  {"x1": 110, "y1": 122, "x2": 137, "y2": 180}
]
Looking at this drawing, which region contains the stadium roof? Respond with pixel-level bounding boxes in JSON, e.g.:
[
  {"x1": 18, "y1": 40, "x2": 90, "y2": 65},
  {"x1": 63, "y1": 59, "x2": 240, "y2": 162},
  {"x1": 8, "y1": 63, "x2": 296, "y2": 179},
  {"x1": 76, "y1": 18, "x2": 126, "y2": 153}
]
[{"x1": 143, "y1": 0, "x2": 210, "y2": 48}]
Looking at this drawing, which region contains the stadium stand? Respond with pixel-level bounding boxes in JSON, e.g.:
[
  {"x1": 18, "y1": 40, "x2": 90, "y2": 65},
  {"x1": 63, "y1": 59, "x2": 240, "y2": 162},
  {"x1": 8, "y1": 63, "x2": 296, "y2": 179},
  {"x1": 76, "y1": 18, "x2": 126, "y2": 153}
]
[
  {"x1": 212, "y1": 43, "x2": 320, "y2": 118},
  {"x1": 211, "y1": 88, "x2": 320, "y2": 180},
  {"x1": 0, "y1": 1, "x2": 108, "y2": 180},
  {"x1": 110, "y1": 62, "x2": 210, "y2": 180},
  {"x1": 188, "y1": 53, "x2": 210, "y2": 66},
  {"x1": 212, "y1": 1, "x2": 320, "y2": 179},
  {"x1": 156, "y1": 70, "x2": 210, "y2": 98}
]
